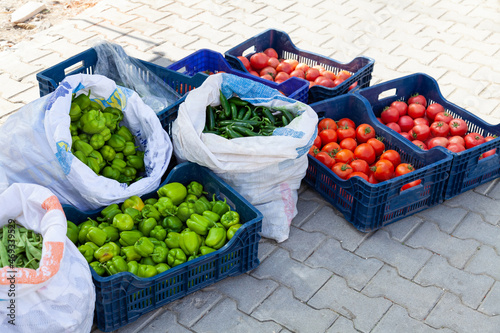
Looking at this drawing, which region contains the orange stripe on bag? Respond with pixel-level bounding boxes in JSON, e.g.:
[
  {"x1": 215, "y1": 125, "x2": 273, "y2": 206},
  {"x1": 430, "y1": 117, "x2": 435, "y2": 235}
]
[
  {"x1": 41, "y1": 195, "x2": 63, "y2": 212},
  {"x1": 0, "y1": 241, "x2": 64, "y2": 285}
]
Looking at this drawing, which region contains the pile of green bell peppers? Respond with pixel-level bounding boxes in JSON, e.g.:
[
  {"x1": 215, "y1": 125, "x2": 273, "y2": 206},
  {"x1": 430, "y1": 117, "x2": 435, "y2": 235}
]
[
  {"x1": 69, "y1": 91, "x2": 145, "y2": 185},
  {"x1": 68, "y1": 181, "x2": 244, "y2": 279}
]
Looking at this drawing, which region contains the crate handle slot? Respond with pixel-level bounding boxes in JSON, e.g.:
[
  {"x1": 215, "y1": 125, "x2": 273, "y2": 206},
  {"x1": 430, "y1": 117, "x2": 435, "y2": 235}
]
[
  {"x1": 174, "y1": 66, "x2": 188, "y2": 74},
  {"x1": 241, "y1": 46, "x2": 257, "y2": 57},
  {"x1": 64, "y1": 60, "x2": 86, "y2": 76},
  {"x1": 377, "y1": 88, "x2": 397, "y2": 101}
]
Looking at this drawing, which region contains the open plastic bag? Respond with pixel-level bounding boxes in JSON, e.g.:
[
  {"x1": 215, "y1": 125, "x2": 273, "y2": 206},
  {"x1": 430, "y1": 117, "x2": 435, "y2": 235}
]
[
  {"x1": 172, "y1": 73, "x2": 318, "y2": 242},
  {"x1": 0, "y1": 73, "x2": 172, "y2": 211},
  {"x1": 0, "y1": 183, "x2": 95, "y2": 332},
  {"x1": 93, "y1": 40, "x2": 180, "y2": 114}
]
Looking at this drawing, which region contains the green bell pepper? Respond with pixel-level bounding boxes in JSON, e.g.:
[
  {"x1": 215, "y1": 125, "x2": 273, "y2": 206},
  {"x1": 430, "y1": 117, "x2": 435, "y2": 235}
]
[
  {"x1": 86, "y1": 156, "x2": 101, "y2": 174},
  {"x1": 176, "y1": 201, "x2": 196, "y2": 222},
  {"x1": 186, "y1": 214, "x2": 213, "y2": 236},
  {"x1": 105, "y1": 256, "x2": 128, "y2": 275},
  {"x1": 220, "y1": 211, "x2": 240, "y2": 229},
  {"x1": 69, "y1": 102, "x2": 82, "y2": 122},
  {"x1": 161, "y1": 216, "x2": 184, "y2": 233},
  {"x1": 73, "y1": 90, "x2": 91, "y2": 110},
  {"x1": 122, "y1": 166, "x2": 137, "y2": 178},
  {"x1": 121, "y1": 246, "x2": 142, "y2": 262},
  {"x1": 127, "y1": 260, "x2": 139, "y2": 275},
  {"x1": 102, "y1": 226, "x2": 120, "y2": 242},
  {"x1": 185, "y1": 194, "x2": 198, "y2": 203},
  {"x1": 211, "y1": 196, "x2": 230, "y2": 216},
  {"x1": 116, "y1": 125, "x2": 134, "y2": 142},
  {"x1": 199, "y1": 246, "x2": 217, "y2": 256},
  {"x1": 164, "y1": 232, "x2": 181, "y2": 249},
  {"x1": 79, "y1": 218, "x2": 98, "y2": 230},
  {"x1": 202, "y1": 211, "x2": 220, "y2": 224},
  {"x1": 78, "y1": 132, "x2": 89, "y2": 143},
  {"x1": 97, "y1": 222, "x2": 110, "y2": 229},
  {"x1": 73, "y1": 139, "x2": 94, "y2": 157},
  {"x1": 80, "y1": 109, "x2": 106, "y2": 134},
  {"x1": 140, "y1": 257, "x2": 156, "y2": 266},
  {"x1": 112, "y1": 213, "x2": 134, "y2": 231},
  {"x1": 226, "y1": 224, "x2": 242, "y2": 241},
  {"x1": 97, "y1": 204, "x2": 122, "y2": 223},
  {"x1": 148, "y1": 237, "x2": 166, "y2": 248},
  {"x1": 138, "y1": 217, "x2": 157, "y2": 237},
  {"x1": 137, "y1": 264, "x2": 157, "y2": 278},
  {"x1": 194, "y1": 196, "x2": 212, "y2": 215},
  {"x1": 119, "y1": 230, "x2": 144, "y2": 247},
  {"x1": 205, "y1": 225, "x2": 227, "y2": 250},
  {"x1": 69, "y1": 123, "x2": 79, "y2": 137},
  {"x1": 123, "y1": 141, "x2": 137, "y2": 156},
  {"x1": 154, "y1": 197, "x2": 178, "y2": 217},
  {"x1": 111, "y1": 158, "x2": 127, "y2": 173},
  {"x1": 134, "y1": 237, "x2": 155, "y2": 257},
  {"x1": 86, "y1": 226, "x2": 107, "y2": 247},
  {"x1": 144, "y1": 198, "x2": 158, "y2": 205},
  {"x1": 123, "y1": 207, "x2": 142, "y2": 224},
  {"x1": 66, "y1": 221, "x2": 79, "y2": 244},
  {"x1": 155, "y1": 263, "x2": 171, "y2": 274},
  {"x1": 167, "y1": 248, "x2": 187, "y2": 267},
  {"x1": 100, "y1": 127, "x2": 112, "y2": 141},
  {"x1": 78, "y1": 225, "x2": 92, "y2": 244},
  {"x1": 85, "y1": 241, "x2": 99, "y2": 252},
  {"x1": 187, "y1": 181, "x2": 206, "y2": 198},
  {"x1": 141, "y1": 204, "x2": 162, "y2": 222},
  {"x1": 89, "y1": 133, "x2": 105, "y2": 150},
  {"x1": 89, "y1": 150, "x2": 105, "y2": 169},
  {"x1": 103, "y1": 112, "x2": 119, "y2": 131},
  {"x1": 122, "y1": 195, "x2": 145, "y2": 212},
  {"x1": 179, "y1": 229, "x2": 201, "y2": 256},
  {"x1": 73, "y1": 150, "x2": 87, "y2": 164},
  {"x1": 94, "y1": 242, "x2": 120, "y2": 263},
  {"x1": 102, "y1": 166, "x2": 120, "y2": 180},
  {"x1": 126, "y1": 154, "x2": 145, "y2": 171},
  {"x1": 151, "y1": 246, "x2": 169, "y2": 264},
  {"x1": 108, "y1": 134, "x2": 126, "y2": 152},
  {"x1": 78, "y1": 243, "x2": 95, "y2": 263},
  {"x1": 100, "y1": 145, "x2": 116, "y2": 162},
  {"x1": 150, "y1": 225, "x2": 167, "y2": 241},
  {"x1": 103, "y1": 106, "x2": 123, "y2": 123},
  {"x1": 90, "y1": 261, "x2": 106, "y2": 276},
  {"x1": 157, "y1": 182, "x2": 187, "y2": 206}
]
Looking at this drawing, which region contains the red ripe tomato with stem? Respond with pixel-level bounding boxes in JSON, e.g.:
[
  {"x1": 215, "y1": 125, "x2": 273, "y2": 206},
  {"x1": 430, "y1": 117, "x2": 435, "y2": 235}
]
[
  {"x1": 337, "y1": 125, "x2": 356, "y2": 141},
  {"x1": 339, "y1": 138, "x2": 358, "y2": 151},
  {"x1": 426, "y1": 103, "x2": 444, "y2": 121},
  {"x1": 434, "y1": 111, "x2": 453, "y2": 124},
  {"x1": 337, "y1": 118, "x2": 356, "y2": 128},
  {"x1": 321, "y1": 142, "x2": 341, "y2": 155},
  {"x1": 259, "y1": 66, "x2": 277, "y2": 78},
  {"x1": 411, "y1": 124, "x2": 431, "y2": 141},
  {"x1": 412, "y1": 140, "x2": 428, "y2": 150},
  {"x1": 408, "y1": 103, "x2": 426, "y2": 119},
  {"x1": 449, "y1": 118, "x2": 468, "y2": 137},
  {"x1": 349, "y1": 159, "x2": 370, "y2": 174},
  {"x1": 408, "y1": 93, "x2": 427, "y2": 107},
  {"x1": 260, "y1": 74, "x2": 274, "y2": 81},
  {"x1": 332, "y1": 163, "x2": 353, "y2": 180},
  {"x1": 395, "y1": 163, "x2": 415, "y2": 177},
  {"x1": 464, "y1": 133, "x2": 485, "y2": 149},
  {"x1": 398, "y1": 115, "x2": 414, "y2": 133},
  {"x1": 319, "y1": 129, "x2": 338, "y2": 145},
  {"x1": 315, "y1": 151, "x2": 336, "y2": 169},
  {"x1": 237, "y1": 56, "x2": 251, "y2": 70},
  {"x1": 309, "y1": 145, "x2": 320, "y2": 156},
  {"x1": 356, "y1": 124, "x2": 376, "y2": 143},
  {"x1": 334, "y1": 149, "x2": 355, "y2": 164},
  {"x1": 391, "y1": 101, "x2": 408, "y2": 116},
  {"x1": 347, "y1": 171, "x2": 369, "y2": 181},
  {"x1": 367, "y1": 137, "x2": 385, "y2": 156},
  {"x1": 430, "y1": 121, "x2": 450, "y2": 137},
  {"x1": 380, "y1": 106, "x2": 400, "y2": 124},
  {"x1": 400, "y1": 132, "x2": 411, "y2": 140},
  {"x1": 250, "y1": 52, "x2": 269, "y2": 70},
  {"x1": 318, "y1": 118, "x2": 337, "y2": 131},
  {"x1": 380, "y1": 149, "x2": 401, "y2": 168},
  {"x1": 372, "y1": 159, "x2": 395, "y2": 182},
  {"x1": 354, "y1": 143, "x2": 376, "y2": 165},
  {"x1": 263, "y1": 48, "x2": 278, "y2": 59}
]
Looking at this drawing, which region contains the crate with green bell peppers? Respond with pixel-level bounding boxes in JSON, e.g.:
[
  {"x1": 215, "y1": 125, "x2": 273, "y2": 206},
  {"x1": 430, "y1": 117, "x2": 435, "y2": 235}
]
[{"x1": 63, "y1": 162, "x2": 263, "y2": 332}]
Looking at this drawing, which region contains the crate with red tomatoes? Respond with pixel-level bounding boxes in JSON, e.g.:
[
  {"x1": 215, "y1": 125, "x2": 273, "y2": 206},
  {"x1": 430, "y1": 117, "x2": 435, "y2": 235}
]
[
  {"x1": 306, "y1": 94, "x2": 452, "y2": 232},
  {"x1": 224, "y1": 29, "x2": 374, "y2": 104},
  {"x1": 357, "y1": 73, "x2": 500, "y2": 200}
]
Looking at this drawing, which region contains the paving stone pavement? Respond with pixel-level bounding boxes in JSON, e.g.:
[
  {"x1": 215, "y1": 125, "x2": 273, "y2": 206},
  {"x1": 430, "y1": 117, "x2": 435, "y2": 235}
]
[{"x1": 0, "y1": 0, "x2": 499, "y2": 332}]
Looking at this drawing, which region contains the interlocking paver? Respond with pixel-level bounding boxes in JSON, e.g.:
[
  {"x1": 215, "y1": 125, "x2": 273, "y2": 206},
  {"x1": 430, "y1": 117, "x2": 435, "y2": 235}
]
[
  {"x1": 414, "y1": 254, "x2": 494, "y2": 309},
  {"x1": 165, "y1": 289, "x2": 223, "y2": 327},
  {"x1": 308, "y1": 275, "x2": 392, "y2": 332},
  {"x1": 453, "y1": 212, "x2": 500, "y2": 252},
  {"x1": 425, "y1": 292, "x2": 500, "y2": 333},
  {"x1": 326, "y1": 316, "x2": 359, "y2": 333},
  {"x1": 415, "y1": 204, "x2": 468, "y2": 233},
  {"x1": 363, "y1": 265, "x2": 443, "y2": 321},
  {"x1": 356, "y1": 229, "x2": 433, "y2": 279},
  {"x1": 279, "y1": 226, "x2": 327, "y2": 262},
  {"x1": 445, "y1": 189, "x2": 500, "y2": 225},
  {"x1": 382, "y1": 215, "x2": 423, "y2": 242},
  {"x1": 479, "y1": 281, "x2": 500, "y2": 316},
  {"x1": 0, "y1": 74, "x2": 33, "y2": 99},
  {"x1": 465, "y1": 245, "x2": 500, "y2": 280},
  {"x1": 306, "y1": 238, "x2": 383, "y2": 291},
  {"x1": 252, "y1": 285, "x2": 338, "y2": 333},
  {"x1": 141, "y1": 310, "x2": 191, "y2": 333}
]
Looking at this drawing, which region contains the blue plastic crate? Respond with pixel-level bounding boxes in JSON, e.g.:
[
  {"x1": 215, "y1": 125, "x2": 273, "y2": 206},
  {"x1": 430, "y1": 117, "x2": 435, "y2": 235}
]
[
  {"x1": 306, "y1": 95, "x2": 452, "y2": 232},
  {"x1": 36, "y1": 47, "x2": 207, "y2": 130},
  {"x1": 64, "y1": 162, "x2": 263, "y2": 332},
  {"x1": 167, "y1": 49, "x2": 309, "y2": 103},
  {"x1": 356, "y1": 73, "x2": 500, "y2": 200},
  {"x1": 224, "y1": 29, "x2": 375, "y2": 104}
]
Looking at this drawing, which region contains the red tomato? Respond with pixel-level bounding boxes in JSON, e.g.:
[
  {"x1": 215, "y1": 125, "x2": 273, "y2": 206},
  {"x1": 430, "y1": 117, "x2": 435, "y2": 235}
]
[
  {"x1": 260, "y1": 74, "x2": 274, "y2": 81},
  {"x1": 449, "y1": 118, "x2": 468, "y2": 137},
  {"x1": 335, "y1": 149, "x2": 355, "y2": 164},
  {"x1": 322, "y1": 70, "x2": 336, "y2": 80},
  {"x1": 249, "y1": 70, "x2": 259, "y2": 77},
  {"x1": 318, "y1": 118, "x2": 338, "y2": 131},
  {"x1": 315, "y1": 151, "x2": 336, "y2": 168},
  {"x1": 380, "y1": 106, "x2": 400, "y2": 124},
  {"x1": 337, "y1": 125, "x2": 356, "y2": 142},
  {"x1": 290, "y1": 69, "x2": 305, "y2": 79},
  {"x1": 339, "y1": 138, "x2": 358, "y2": 151},
  {"x1": 283, "y1": 59, "x2": 298, "y2": 70},
  {"x1": 347, "y1": 171, "x2": 369, "y2": 181},
  {"x1": 481, "y1": 136, "x2": 497, "y2": 158},
  {"x1": 354, "y1": 143, "x2": 376, "y2": 165},
  {"x1": 321, "y1": 142, "x2": 341, "y2": 154},
  {"x1": 427, "y1": 137, "x2": 449, "y2": 149},
  {"x1": 434, "y1": 112, "x2": 453, "y2": 124},
  {"x1": 400, "y1": 132, "x2": 411, "y2": 140},
  {"x1": 411, "y1": 124, "x2": 431, "y2": 141},
  {"x1": 276, "y1": 61, "x2": 293, "y2": 74},
  {"x1": 408, "y1": 94, "x2": 427, "y2": 107},
  {"x1": 337, "y1": 118, "x2": 356, "y2": 128},
  {"x1": 333, "y1": 78, "x2": 345, "y2": 87},
  {"x1": 367, "y1": 138, "x2": 385, "y2": 156},
  {"x1": 267, "y1": 57, "x2": 280, "y2": 68},
  {"x1": 274, "y1": 71, "x2": 290, "y2": 82},
  {"x1": 319, "y1": 129, "x2": 338, "y2": 145},
  {"x1": 309, "y1": 145, "x2": 320, "y2": 156},
  {"x1": 237, "y1": 56, "x2": 251, "y2": 70},
  {"x1": 250, "y1": 52, "x2": 269, "y2": 70},
  {"x1": 372, "y1": 159, "x2": 395, "y2": 181},
  {"x1": 395, "y1": 163, "x2": 415, "y2": 177},
  {"x1": 391, "y1": 101, "x2": 408, "y2": 116},
  {"x1": 259, "y1": 66, "x2": 277, "y2": 78},
  {"x1": 448, "y1": 136, "x2": 465, "y2": 146},
  {"x1": 305, "y1": 68, "x2": 320, "y2": 81},
  {"x1": 407, "y1": 103, "x2": 426, "y2": 119},
  {"x1": 401, "y1": 179, "x2": 422, "y2": 191},
  {"x1": 426, "y1": 103, "x2": 444, "y2": 121},
  {"x1": 464, "y1": 133, "x2": 485, "y2": 149},
  {"x1": 263, "y1": 48, "x2": 278, "y2": 59},
  {"x1": 386, "y1": 122, "x2": 402, "y2": 133},
  {"x1": 446, "y1": 143, "x2": 465, "y2": 153},
  {"x1": 295, "y1": 63, "x2": 310, "y2": 72},
  {"x1": 356, "y1": 124, "x2": 376, "y2": 143},
  {"x1": 332, "y1": 163, "x2": 353, "y2": 180},
  {"x1": 350, "y1": 159, "x2": 370, "y2": 174},
  {"x1": 337, "y1": 70, "x2": 351, "y2": 81},
  {"x1": 411, "y1": 140, "x2": 428, "y2": 150},
  {"x1": 380, "y1": 150, "x2": 401, "y2": 168},
  {"x1": 430, "y1": 121, "x2": 450, "y2": 137},
  {"x1": 313, "y1": 135, "x2": 322, "y2": 148},
  {"x1": 413, "y1": 117, "x2": 429, "y2": 126},
  {"x1": 314, "y1": 76, "x2": 335, "y2": 88},
  {"x1": 398, "y1": 115, "x2": 414, "y2": 133}
]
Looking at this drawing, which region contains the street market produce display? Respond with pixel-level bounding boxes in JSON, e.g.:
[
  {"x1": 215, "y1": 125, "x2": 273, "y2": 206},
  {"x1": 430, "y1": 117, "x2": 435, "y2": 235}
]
[
  {"x1": 202, "y1": 90, "x2": 298, "y2": 138},
  {"x1": 69, "y1": 91, "x2": 145, "y2": 185},
  {"x1": 68, "y1": 181, "x2": 243, "y2": 278},
  {"x1": 0, "y1": 220, "x2": 43, "y2": 270}
]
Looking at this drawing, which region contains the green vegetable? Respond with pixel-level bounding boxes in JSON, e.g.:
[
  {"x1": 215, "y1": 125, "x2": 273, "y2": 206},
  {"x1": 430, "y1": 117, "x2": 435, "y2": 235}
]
[
  {"x1": 118, "y1": 230, "x2": 143, "y2": 247},
  {"x1": 137, "y1": 264, "x2": 157, "y2": 278},
  {"x1": 100, "y1": 145, "x2": 116, "y2": 162},
  {"x1": 73, "y1": 139, "x2": 94, "y2": 157},
  {"x1": 199, "y1": 246, "x2": 216, "y2": 256},
  {"x1": 121, "y1": 246, "x2": 142, "y2": 262},
  {"x1": 126, "y1": 154, "x2": 145, "y2": 170},
  {"x1": 69, "y1": 103, "x2": 82, "y2": 122},
  {"x1": 186, "y1": 214, "x2": 213, "y2": 236},
  {"x1": 205, "y1": 225, "x2": 227, "y2": 250},
  {"x1": 73, "y1": 91, "x2": 91, "y2": 110},
  {"x1": 127, "y1": 260, "x2": 139, "y2": 275},
  {"x1": 220, "y1": 211, "x2": 240, "y2": 229},
  {"x1": 80, "y1": 109, "x2": 106, "y2": 134},
  {"x1": 108, "y1": 134, "x2": 126, "y2": 152},
  {"x1": 123, "y1": 141, "x2": 137, "y2": 156},
  {"x1": 187, "y1": 181, "x2": 205, "y2": 198},
  {"x1": 150, "y1": 225, "x2": 167, "y2": 241},
  {"x1": 176, "y1": 201, "x2": 196, "y2": 222},
  {"x1": 155, "y1": 263, "x2": 171, "y2": 274},
  {"x1": 96, "y1": 204, "x2": 122, "y2": 223},
  {"x1": 78, "y1": 243, "x2": 95, "y2": 263},
  {"x1": 121, "y1": 195, "x2": 145, "y2": 212},
  {"x1": 193, "y1": 196, "x2": 212, "y2": 215},
  {"x1": 103, "y1": 106, "x2": 123, "y2": 123},
  {"x1": 167, "y1": 248, "x2": 187, "y2": 267},
  {"x1": 179, "y1": 229, "x2": 201, "y2": 256},
  {"x1": 141, "y1": 204, "x2": 162, "y2": 222},
  {"x1": 157, "y1": 182, "x2": 187, "y2": 206},
  {"x1": 101, "y1": 226, "x2": 120, "y2": 242},
  {"x1": 105, "y1": 256, "x2": 128, "y2": 275},
  {"x1": 164, "y1": 232, "x2": 181, "y2": 249},
  {"x1": 134, "y1": 237, "x2": 155, "y2": 257},
  {"x1": 227, "y1": 224, "x2": 242, "y2": 240},
  {"x1": 202, "y1": 211, "x2": 220, "y2": 224},
  {"x1": 90, "y1": 261, "x2": 106, "y2": 276},
  {"x1": 116, "y1": 125, "x2": 134, "y2": 142},
  {"x1": 86, "y1": 226, "x2": 107, "y2": 247},
  {"x1": 161, "y1": 216, "x2": 184, "y2": 233},
  {"x1": 211, "y1": 196, "x2": 231, "y2": 217},
  {"x1": 66, "y1": 221, "x2": 79, "y2": 244},
  {"x1": 138, "y1": 217, "x2": 157, "y2": 237},
  {"x1": 112, "y1": 213, "x2": 134, "y2": 231},
  {"x1": 151, "y1": 246, "x2": 169, "y2": 264},
  {"x1": 154, "y1": 197, "x2": 177, "y2": 217},
  {"x1": 89, "y1": 133, "x2": 105, "y2": 150},
  {"x1": 102, "y1": 166, "x2": 120, "y2": 180},
  {"x1": 94, "y1": 242, "x2": 120, "y2": 263}
]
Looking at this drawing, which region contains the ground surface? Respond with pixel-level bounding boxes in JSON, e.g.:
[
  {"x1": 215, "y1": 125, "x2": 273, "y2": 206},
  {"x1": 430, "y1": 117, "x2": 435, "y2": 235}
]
[{"x1": 0, "y1": 0, "x2": 98, "y2": 51}]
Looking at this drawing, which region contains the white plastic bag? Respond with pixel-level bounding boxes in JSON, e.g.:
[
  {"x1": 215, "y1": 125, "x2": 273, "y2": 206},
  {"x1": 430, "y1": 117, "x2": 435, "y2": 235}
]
[
  {"x1": 172, "y1": 74, "x2": 318, "y2": 242},
  {"x1": 0, "y1": 73, "x2": 172, "y2": 211},
  {"x1": 0, "y1": 183, "x2": 95, "y2": 332}
]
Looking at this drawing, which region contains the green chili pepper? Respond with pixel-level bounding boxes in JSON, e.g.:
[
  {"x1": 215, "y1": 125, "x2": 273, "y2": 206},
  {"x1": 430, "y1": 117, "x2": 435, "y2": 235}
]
[
  {"x1": 206, "y1": 105, "x2": 216, "y2": 131},
  {"x1": 220, "y1": 90, "x2": 231, "y2": 118}
]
